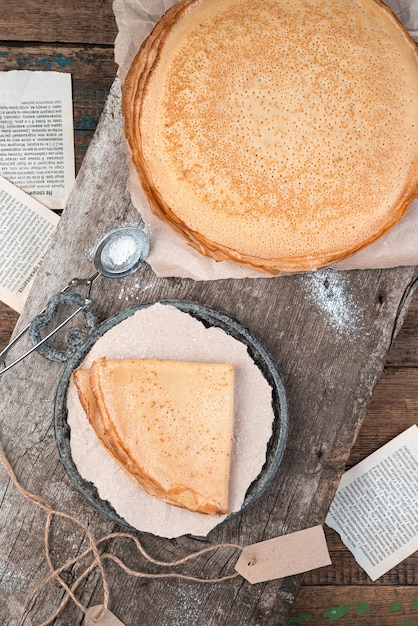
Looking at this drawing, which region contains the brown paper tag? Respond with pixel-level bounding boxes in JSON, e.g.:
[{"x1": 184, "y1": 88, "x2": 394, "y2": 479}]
[
  {"x1": 235, "y1": 525, "x2": 331, "y2": 584},
  {"x1": 84, "y1": 606, "x2": 125, "y2": 626}
]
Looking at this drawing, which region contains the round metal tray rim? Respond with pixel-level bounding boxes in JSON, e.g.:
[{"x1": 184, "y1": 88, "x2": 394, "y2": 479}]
[{"x1": 54, "y1": 299, "x2": 289, "y2": 534}]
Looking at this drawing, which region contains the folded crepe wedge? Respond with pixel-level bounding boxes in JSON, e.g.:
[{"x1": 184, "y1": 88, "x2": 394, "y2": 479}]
[
  {"x1": 73, "y1": 369, "x2": 147, "y2": 485},
  {"x1": 74, "y1": 367, "x2": 203, "y2": 506},
  {"x1": 74, "y1": 358, "x2": 235, "y2": 515},
  {"x1": 123, "y1": 0, "x2": 418, "y2": 273}
]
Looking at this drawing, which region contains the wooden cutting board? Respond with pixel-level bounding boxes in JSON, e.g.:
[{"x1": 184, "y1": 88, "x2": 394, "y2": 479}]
[{"x1": 0, "y1": 78, "x2": 417, "y2": 626}]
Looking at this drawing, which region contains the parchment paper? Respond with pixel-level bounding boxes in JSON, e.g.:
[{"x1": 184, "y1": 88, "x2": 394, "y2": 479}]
[
  {"x1": 67, "y1": 303, "x2": 274, "y2": 538},
  {"x1": 113, "y1": 0, "x2": 418, "y2": 279}
]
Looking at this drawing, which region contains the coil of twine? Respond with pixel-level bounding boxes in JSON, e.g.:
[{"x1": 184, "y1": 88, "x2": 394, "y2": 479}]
[{"x1": 0, "y1": 441, "x2": 254, "y2": 624}]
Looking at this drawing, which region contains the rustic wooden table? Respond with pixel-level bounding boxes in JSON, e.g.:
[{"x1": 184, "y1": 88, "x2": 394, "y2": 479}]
[{"x1": 1, "y1": 2, "x2": 418, "y2": 625}]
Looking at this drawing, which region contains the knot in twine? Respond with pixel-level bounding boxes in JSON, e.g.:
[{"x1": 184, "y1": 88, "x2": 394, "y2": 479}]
[{"x1": 0, "y1": 443, "x2": 255, "y2": 625}]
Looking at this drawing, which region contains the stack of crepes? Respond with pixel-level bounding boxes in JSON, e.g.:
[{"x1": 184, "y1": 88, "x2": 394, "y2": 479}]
[
  {"x1": 122, "y1": 0, "x2": 418, "y2": 274},
  {"x1": 73, "y1": 357, "x2": 235, "y2": 515}
]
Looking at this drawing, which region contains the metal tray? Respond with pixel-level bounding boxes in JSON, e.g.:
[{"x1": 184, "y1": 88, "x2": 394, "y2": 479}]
[{"x1": 54, "y1": 299, "x2": 289, "y2": 532}]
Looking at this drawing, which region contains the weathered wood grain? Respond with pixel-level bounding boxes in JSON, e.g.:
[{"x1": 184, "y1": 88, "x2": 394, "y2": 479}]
[
  {"x1": 0, "y1": 303, "x2": 18, "y2": 350},
  {"x1": 0, "y1": 0, "x2": 117, "y2": 45},
  {"x1": 289, "y1": 296, "x2": 418, "y2": 621},
  {"x1": 4, "y1": 297, "x2": 418, "y2": 625},
  {"x1": 0, "y1": 77, "x2": 417, "y2": 625},
  {"x1": 2, "y1": 1, "x2": 418, "y2": 622},
  {"x1": 304, "y1": 526, "x2": 418, "y2": 586},
  {"x1": 387, "y1": 291, "x2": 418, "y2": 366},
  {"x1": 291, "y1": 586, "x2": 418, "y2": 624},
  {"x1": 2, "y1": 295, "x2": 416, "y2": 621},
  {"x1": 346, "y1": 366, "x2": 418, "y2": 467}
]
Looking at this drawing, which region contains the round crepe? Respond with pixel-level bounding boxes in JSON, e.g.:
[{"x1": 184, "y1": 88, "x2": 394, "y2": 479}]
[{"x1": 123, "y1": 0, "x2": 418, "y2": 273}]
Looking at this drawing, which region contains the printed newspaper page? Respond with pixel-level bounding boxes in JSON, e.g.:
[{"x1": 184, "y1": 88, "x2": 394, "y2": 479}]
[
  {"x1": 0, "y1": 175, "x2": 59, "y2": 313},
  {"x1": 0, "y1": 70, "x2": 75, "y2": 210},
  {"x1": 326, "y1": 425, "x2": 418, "y2": 581}
]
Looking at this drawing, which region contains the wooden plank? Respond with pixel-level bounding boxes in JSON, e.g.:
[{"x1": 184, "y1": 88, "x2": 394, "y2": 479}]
[
  {"x1": 1, "y1": 305, "x2": 416, "y2": 580},
  {"x1": 7, "y1": 299, "x2": 417, "y2": 608},
  {"x1": 303, "y1": 526, "x2": 418, "y2": 586},
  {"x1": 0, "y1": 302, "x2": 18, "y2": 349},
  {"x1": 0, "y1": 0, "x2": 418, "y2": 626},
  {"x1": 0, "y1": 78, "x2": 417, "y2": 625},
  {"x1": 387, "y1": 289, "x2": 418, "y2": 366},
  {"x1": 346, "y1": 367, "x2": 418, "y2": 467},
  {"x1": 0, "y1": 0, "x2": 117, "y2": 45},
  {"x1": 290, "y1": 586, "x2": 418, "y2": 624},
  {"x1": 291, "y1": 278, "x2": 418, "y2": 614}
]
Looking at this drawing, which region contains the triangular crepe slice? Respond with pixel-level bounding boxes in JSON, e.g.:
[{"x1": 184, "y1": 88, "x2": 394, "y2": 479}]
[
  {"x1": 73, "y1": 369, "x2": 146, "y2": 484},
  {"x1": 89, "y1": 357, "x2": 235, "y2": 515},
  {"x1": 74, "y1": 368, "x2": 207, "y2": 506}
]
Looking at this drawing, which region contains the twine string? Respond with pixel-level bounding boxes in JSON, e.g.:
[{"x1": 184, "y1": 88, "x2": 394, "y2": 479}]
[
  {"x1": 0, "y1": 443, "x2": 254, "y2": 624},
  {"x1": 42, "y1": 508, "x2": 110, "y2": 621}
]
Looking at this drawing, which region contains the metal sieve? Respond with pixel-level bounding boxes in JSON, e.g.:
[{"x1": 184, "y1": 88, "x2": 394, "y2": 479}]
[{"x1": 0, "y1": 226, "x2": 150, "y2": 376}]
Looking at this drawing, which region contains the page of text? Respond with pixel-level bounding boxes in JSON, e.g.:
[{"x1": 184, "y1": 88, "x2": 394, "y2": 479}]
[
  {"x1": 0, "y1": 175, "x2": 59, "y2": 312},
  {"x1": 0, "y1": 70, "x2": 75, "y2": 210},
  {"x1": 326, "y1": 425, "x2": 418, "y2": 580}
]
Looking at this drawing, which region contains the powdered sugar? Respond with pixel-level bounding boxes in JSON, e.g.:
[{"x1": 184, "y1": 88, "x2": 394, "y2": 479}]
[
  {"x1": 100, "y1": 234, "x2": 140, "y2": 272},
  {"x1": 302, "y1": 269, "x2": 364, "y2": 338},
  {"x1": 117, "y1": 279, "x2": 157, "y2": 301}
]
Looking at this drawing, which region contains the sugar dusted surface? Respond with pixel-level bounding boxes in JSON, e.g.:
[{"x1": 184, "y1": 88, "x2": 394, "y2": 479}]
[
  {"x1": 67, "y1": 303, "x2": 274, "y2": 538},
  {"x1": 302, "y1": 269, "x2": 365, "y2": 339}
]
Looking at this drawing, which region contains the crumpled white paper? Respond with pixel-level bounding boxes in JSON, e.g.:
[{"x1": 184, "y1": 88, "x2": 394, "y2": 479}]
[{"x1": 113, "y1": 0, "x2": 418, "y2": 278}]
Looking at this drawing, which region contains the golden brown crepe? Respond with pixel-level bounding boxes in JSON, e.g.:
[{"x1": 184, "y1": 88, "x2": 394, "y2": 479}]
[
  {"x1": 73, "y1": 369, "x2": 143, "y2": 483},
  {"x1": 122, "y1": 0, "x2": 418, "y2": 273},
  {"x1": 73, "y1": 358, "x2": 235, "y2": 515}
]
